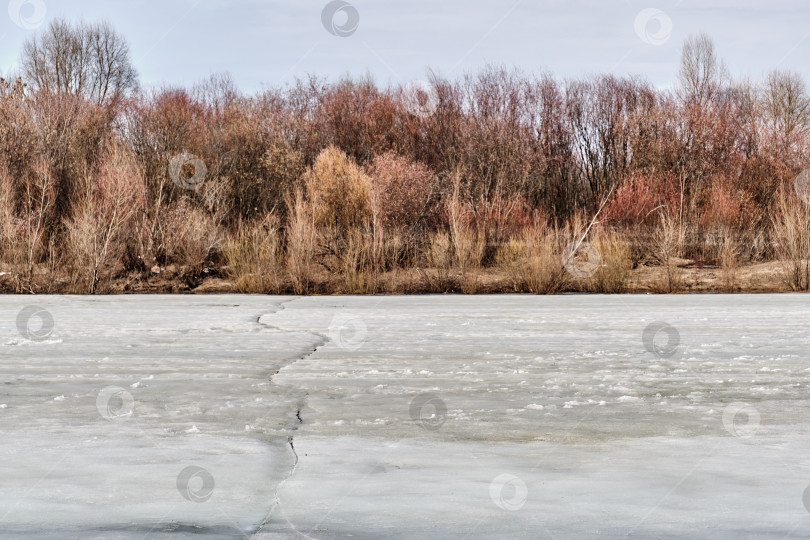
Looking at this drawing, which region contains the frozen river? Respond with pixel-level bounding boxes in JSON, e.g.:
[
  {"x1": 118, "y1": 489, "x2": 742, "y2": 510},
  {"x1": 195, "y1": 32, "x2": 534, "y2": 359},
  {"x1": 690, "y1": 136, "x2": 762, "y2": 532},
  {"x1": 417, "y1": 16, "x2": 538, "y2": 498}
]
[{"x1": 2, "y1": 294, "x2": 810, "y2": 539}]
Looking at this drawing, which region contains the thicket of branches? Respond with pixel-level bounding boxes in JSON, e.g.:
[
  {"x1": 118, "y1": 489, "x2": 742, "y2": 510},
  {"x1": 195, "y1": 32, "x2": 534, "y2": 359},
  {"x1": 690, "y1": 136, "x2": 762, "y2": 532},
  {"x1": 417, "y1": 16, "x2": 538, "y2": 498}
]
[{"x1": 1, "y1": 22, "x2": 809, "y2": 293}]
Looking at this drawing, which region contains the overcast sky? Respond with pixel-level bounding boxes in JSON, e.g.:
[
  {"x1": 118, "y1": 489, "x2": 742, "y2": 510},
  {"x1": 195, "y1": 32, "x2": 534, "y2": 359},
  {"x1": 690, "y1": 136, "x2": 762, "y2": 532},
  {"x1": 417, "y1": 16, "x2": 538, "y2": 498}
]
[{"x1": 1, "y1": 0, "x2": 808, "y2": 92}]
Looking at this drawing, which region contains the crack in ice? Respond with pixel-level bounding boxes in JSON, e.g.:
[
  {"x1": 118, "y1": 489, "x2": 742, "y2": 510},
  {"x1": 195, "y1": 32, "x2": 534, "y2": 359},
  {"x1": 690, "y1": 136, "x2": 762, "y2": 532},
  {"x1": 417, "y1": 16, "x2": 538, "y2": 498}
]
[{"x1": 251, "y1": 298, "x2": 329, "y2": 538}]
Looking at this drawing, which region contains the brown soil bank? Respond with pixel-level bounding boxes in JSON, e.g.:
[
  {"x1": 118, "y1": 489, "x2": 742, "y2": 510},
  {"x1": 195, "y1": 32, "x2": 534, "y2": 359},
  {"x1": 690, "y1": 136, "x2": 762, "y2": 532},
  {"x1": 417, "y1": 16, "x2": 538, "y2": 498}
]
[{"x1": 0, "y1": 259, "x2": 795, "y2": 295}]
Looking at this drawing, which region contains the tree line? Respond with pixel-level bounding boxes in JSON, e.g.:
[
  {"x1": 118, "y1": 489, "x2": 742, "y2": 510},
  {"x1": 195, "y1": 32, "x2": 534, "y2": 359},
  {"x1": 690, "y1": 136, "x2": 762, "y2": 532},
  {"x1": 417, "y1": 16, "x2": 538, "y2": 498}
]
[{"x1": 0, "y1": 18, "x2": 808, "y2": 294}]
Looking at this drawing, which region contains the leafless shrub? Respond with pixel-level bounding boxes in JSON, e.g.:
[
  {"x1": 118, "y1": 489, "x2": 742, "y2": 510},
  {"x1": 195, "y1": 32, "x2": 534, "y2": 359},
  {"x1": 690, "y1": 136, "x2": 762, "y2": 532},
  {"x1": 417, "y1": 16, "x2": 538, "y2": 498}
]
[
  {"x1": 213, "y1": 92, "x2": 304, "y2": 221},
  {"x1": 65, "y1": 143, "x2": 146, "y2": 293},
  {"x1": 652, "y1": 209, "x2": 685, "y2": 293},
  {"x1": 0, "y1": 164, "x2": 22, "y2": 275},
  {"x1": 718, "y1": 231, "x2": 739, "y2": 292},
  {"x1": 224, "y1": 216, "x2": 283, "y2": 294},
  {"x1": 496, "y1": 222, "x2": 566, "y2": 294},
  {"x1": 582, "y1": 231, "x2": 633, "y2": 293},
  {"x1": 368, "y1": 152, "x2": 434, "y2": 226},
  {"x1": 304, "y1": 145, "x2": 371, "y2": 232},
  {"x1": 772, "y1": 189, "x2": 810, "y2": 291},
  {"x1": 159, "y1": 199, "x2": 221, "y2": 274},
  {"x1": 286, "y1": 188, "x2": 318, "y2": 294},
  {"x1": 339, "y1": 228, "x2": 372, "y2": 294},
  {"x1": 366, "y1": 151, "x2": 436, "y2": 275},
  {"x1": 423, "y1": 231, "x2": 455, "y2": 293},
  {"x1": 12, "y1": 160, "x2": 57, "y2": 293},
  {"x1": 447, "y1": 189, "x2": 485, "y2": 293}
]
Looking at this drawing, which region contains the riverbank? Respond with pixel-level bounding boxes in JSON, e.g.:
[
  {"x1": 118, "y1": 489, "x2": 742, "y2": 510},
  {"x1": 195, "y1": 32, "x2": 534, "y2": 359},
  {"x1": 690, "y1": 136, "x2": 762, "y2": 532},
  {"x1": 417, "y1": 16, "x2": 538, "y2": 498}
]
[{"x1": 0, "y1": 258, "x2": 794, "y2": 295}]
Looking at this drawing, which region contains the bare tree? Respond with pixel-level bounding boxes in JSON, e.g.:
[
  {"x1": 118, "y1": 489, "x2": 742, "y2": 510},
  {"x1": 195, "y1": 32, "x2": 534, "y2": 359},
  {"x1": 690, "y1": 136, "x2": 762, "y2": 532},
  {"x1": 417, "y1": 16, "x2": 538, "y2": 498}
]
[
  {"x1": 764, "y1": 70, "x2": 810, "y2": 155},
  {"x1": 678, "y1": 33, "x2": 728, "y2": 107},
  {"x1": 727, "y1": 78, "x2": 762, "y2": 157},
  {"x1": 20, "y1": 18, "x2": 138, "y2": 104}
]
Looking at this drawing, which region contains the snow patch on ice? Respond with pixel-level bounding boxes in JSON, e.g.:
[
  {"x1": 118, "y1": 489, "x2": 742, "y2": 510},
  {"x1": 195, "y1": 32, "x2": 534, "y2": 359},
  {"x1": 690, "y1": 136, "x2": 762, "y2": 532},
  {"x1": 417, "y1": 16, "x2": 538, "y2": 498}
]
[{"x1": 4, "y1": 338, "x2": 63, "y2": 346}]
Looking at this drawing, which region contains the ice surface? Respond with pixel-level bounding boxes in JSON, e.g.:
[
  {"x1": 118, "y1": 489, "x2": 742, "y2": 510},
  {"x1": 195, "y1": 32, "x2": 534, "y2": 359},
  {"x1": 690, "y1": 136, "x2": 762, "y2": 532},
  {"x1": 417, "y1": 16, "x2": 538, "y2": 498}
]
[{"x1": 2, "y1": 295, "x2": 810, "y2": 538}]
